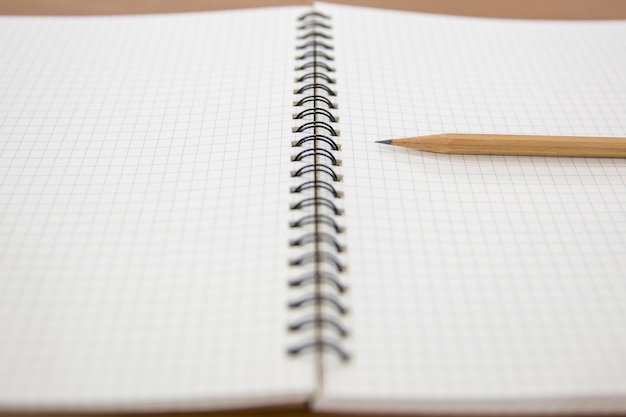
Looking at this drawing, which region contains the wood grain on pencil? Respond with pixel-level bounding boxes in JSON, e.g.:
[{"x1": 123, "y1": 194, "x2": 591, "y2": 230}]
[{"x1": 379, "y1": 133, "x2": 626, "y2": 158}]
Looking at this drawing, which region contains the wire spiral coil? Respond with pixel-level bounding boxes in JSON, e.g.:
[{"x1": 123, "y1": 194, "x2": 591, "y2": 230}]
[{"x1": 287, "y1": 11, "x2": 349, "y2": 361}]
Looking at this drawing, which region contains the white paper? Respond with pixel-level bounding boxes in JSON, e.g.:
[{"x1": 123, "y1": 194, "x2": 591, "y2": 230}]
[
  {"x1": 318, "y1": 3, "x2": 626, "y2": 413},
  {"x1": 0, "y1": 7, "x2": 313, "y2": 411}
]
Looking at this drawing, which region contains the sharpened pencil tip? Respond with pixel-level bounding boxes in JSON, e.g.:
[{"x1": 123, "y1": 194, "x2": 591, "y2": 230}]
[{"x1": 376, "y1": 139, "x2": 392, "y2": 145}]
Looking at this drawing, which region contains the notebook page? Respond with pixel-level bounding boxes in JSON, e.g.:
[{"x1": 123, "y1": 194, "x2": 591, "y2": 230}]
[
  {"x1": 0, "y1": 8, "x2": 312, "y2": 411},
  {"x1": 317, "y1": 3, "x2": 626, "y2": 413}
]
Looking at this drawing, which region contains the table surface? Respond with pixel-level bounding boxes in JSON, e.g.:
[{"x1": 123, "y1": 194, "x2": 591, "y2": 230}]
[{"x1": 1, "y1": 0, "x2": 626, "y2": 19}]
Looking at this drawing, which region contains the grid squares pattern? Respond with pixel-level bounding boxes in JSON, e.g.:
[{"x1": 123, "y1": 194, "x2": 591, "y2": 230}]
[
  {"x1": 0, "y1": 8, "x2": 313, "y2": 410},
  {"x1": 317, "y1": 3, "x2": 626, "y2": 412}
]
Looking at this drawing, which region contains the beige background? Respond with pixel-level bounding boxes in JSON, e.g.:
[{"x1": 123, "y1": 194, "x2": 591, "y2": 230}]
[{"x1": 0, "y1": 0, "x2": 626, "y2": 19}]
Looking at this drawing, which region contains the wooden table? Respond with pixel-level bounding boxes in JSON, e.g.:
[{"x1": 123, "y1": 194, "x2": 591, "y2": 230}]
[{"x1": 1, "y1": 0, "x2": 626, "y2": 19}]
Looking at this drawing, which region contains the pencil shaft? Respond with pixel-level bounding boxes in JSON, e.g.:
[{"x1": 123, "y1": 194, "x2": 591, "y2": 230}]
[{"x1": 392, "y1": 134, "x2": 626, "y2": 158}]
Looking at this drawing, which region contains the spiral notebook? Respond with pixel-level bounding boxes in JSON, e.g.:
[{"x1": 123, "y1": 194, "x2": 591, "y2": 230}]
[{"x1": 1, "y1": 2, "x2": 626, "y2": 414}]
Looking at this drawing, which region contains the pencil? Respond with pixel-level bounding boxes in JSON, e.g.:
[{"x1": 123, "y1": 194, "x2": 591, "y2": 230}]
[{"x1": 376, "y1": 133, "x2": 626, "y2": 158}]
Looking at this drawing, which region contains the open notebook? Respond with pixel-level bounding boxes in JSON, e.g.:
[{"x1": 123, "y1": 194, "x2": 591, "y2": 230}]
[{"x1": 1, "y1": 2, "x2": 625, "y2": 414}]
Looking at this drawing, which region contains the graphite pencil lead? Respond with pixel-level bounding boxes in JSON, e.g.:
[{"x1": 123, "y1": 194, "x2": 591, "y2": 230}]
[{"x1": 375, "y1": 139, "x2": 392, "y2": 144}]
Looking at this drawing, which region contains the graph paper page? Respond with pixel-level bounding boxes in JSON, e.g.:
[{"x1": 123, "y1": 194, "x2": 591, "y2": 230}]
[
  {"x1": 317, "y1": 3, "x2": 626, "y2": 413},
  {"x1": 0, "y1": 8, "x2": 313, "y2": 411}
]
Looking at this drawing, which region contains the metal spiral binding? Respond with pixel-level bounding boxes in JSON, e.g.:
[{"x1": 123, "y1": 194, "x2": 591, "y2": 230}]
[{"x1": 287, "y1": 10, "x2": 349, "y2": 362}]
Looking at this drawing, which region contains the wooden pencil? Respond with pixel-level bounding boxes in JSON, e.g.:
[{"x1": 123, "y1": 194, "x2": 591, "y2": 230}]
[{"x1": 376, "y1": 133, "x2": 626, "y2": 158}]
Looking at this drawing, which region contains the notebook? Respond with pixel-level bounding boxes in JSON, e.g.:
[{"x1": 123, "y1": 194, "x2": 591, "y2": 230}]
[{"x1": 1, "y1": 2, "x2": 625, "y2": 414}]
